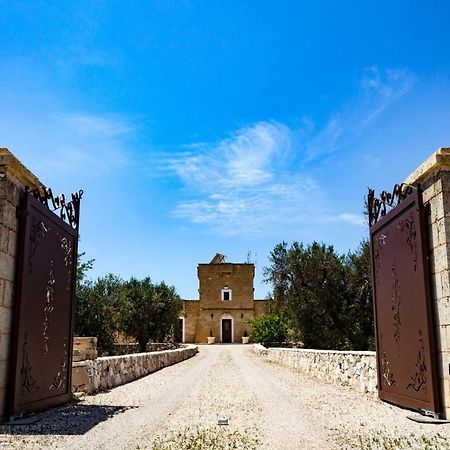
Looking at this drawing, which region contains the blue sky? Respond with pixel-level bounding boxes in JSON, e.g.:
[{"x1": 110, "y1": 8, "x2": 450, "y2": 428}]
[{"x1": 1, "y1": 1, "x2": 450, "y2": 298}]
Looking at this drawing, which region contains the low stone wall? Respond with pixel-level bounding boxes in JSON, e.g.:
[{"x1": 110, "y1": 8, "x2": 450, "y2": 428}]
[
  {"x1": 253, "y1": 343, "x2": 268, "y2": 355},
  {"x1": 73, "y1": 337, "x2": 98, "y2": 362},
  {"x1": 73, "y1": 344, "x2": 198, "y2": 394},
  {"x1": 109, "y1": 342, "x2": 178, "y2": 356},
  {"x1": 254, "y1": 345, "x2": 377, "y2": 394}
]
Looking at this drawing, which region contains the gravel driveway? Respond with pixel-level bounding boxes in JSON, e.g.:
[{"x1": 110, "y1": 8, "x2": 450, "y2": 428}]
[{"x1": 1, "y1": 345, "x2": 450, "y2": 449}]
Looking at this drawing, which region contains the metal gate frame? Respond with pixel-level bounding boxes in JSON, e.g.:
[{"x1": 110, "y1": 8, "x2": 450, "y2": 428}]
[
  {"x1": 8, "y1": 187, "x2": 82, "y2": 418},
  {"x1": 369, "y1": 185, "x2": 440, "y2": 415}
]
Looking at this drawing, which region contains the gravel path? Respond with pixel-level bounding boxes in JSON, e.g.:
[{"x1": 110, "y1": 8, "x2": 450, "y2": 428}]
[{"x1": 2, "y1": 345, "x2": 450, "y2": 449}]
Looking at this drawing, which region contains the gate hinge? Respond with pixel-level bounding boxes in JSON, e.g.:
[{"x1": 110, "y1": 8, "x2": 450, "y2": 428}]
[
  {"x1": 418, "y1": 408, "x2": 439, "y2": 419},
  {"x1": 15, "y1": 205, "x2": 29, "y2": 219}
]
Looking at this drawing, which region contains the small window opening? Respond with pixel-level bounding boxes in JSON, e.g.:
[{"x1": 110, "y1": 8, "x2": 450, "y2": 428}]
[{"x1": 221, "y1": 288, "x2": 232, "y2": 301}]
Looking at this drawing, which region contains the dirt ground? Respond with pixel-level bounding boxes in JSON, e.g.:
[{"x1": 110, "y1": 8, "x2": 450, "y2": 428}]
[{"x1": 1, "y1": 345, "x2": 450, "y2": 449}]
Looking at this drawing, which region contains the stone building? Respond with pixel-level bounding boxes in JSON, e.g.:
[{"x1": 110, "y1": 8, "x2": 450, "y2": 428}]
[{"x1": 181, "y1": 254, "x2": 266, "y2": 343}]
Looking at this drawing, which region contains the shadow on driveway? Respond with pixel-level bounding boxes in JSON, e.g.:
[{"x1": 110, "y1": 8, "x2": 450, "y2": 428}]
[{"x1": 0, "y1": 403, "x2": 138, "y2": 436}]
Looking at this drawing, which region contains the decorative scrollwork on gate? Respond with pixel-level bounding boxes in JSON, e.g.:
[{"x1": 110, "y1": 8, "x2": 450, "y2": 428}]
[
  {"x1": 43, "y1": 260, "x2": 56, "y2": 358},
  {"x1": 367, "y1": 183, "x2": 414, "y2": 226},
  {"x1": 373, "y1": 233, "x2": 387, "y2": 275},
  {"x1": 20, "y1": 333, "x2": 39, "y2": 395},
  {"x1": 407, "y1": 330, "x2": 427, "y2": 393},
  {"x1": 60, "y1": 237, "x2": 72, "y2": 268},
  {"x1": 60, "y1": 236, "x2": 73, "y2": 289},
  {"x1": 380, "y1": 336, "x2": 396, "y2": 387},
  {"x1": 11, "y1": 186, "x2": 82, "y2": 416},
  {"x1": 27, "y1": 186, "x2": 84, "y2": 230},
  {"x1": 49, "y1": 338, "x2": 68, "y2": 391},
  {"x1": 29, "y1": 219, "x2": 50, "y2": 273},
  {"x1": 398, "y1": 214, "x2": 417, "y2": 271},
  {"x1": 392, "y1": 263, "x2": 401, "y2": 350}
]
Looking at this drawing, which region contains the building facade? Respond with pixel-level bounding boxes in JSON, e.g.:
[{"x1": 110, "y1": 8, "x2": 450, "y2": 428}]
[{"x1": 181, "y1": 254, "x2": 266, "y2": 343}]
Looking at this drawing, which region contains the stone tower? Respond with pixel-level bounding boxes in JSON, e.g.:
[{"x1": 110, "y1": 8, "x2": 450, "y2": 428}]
[{"x1": 182, "y1": 254, "x2": 266, "y2": 343}]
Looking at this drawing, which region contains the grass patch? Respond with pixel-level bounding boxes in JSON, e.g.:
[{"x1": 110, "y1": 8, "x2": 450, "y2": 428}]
[
  {"x1": 335, "y1": 429, "x2": 450, "y2": 450},
  {"x1": 147, "y1": 425, "x2": 260, "y2": 450}
]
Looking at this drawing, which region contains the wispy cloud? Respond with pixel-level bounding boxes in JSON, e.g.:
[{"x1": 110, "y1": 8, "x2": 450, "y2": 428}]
[
  {"x1": 325, "y1": 213, "x2": 367, "y2": 227},
  {"x1": 47, "y1": 113, "x2": 136, "y2": 174},
  {"x1": 165, "y1": 121, "x2": 316, "y2": 235},
  {"x1": 167, "y1": 121, "x2": 292, "y2": 188},
  {"x1": 302, "y1": 67, "x2": 415, "y2": 162},
  {"x1": 58, "y1": 113, "x2": 134, "y2": 137},
  {"x1": 164, "y1": 67, "x2": 412, "y2": 236}
]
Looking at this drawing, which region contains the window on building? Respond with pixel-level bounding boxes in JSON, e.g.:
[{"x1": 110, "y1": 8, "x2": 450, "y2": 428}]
[{"x1": 221, "y1": 288, "x2": 232, "y2": 301}]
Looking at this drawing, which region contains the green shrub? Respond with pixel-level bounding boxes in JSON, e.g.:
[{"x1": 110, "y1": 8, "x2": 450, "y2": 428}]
[{"x1": 248, "y1": 313, "x2": 288, "y2": 347}]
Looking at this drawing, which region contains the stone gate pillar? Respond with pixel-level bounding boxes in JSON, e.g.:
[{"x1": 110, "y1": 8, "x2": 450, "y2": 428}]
[
  {"x1": 405, "y1": 147, "x2": 450, "y2": 418},
  {"x1": 0, "y1": 148, "x2": 40, "y2": 420}
]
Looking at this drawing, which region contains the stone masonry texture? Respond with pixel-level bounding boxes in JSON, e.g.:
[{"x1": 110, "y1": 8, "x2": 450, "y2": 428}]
[
  {"x1": 254, "y1": 345, "x2": 377, "y2": 395},
  {"x1": 405, "y1": 147, "x2": 450, "y2": 418},
  {"x1": 72, "y1": 345, "x2": 199, "y2": 394}
]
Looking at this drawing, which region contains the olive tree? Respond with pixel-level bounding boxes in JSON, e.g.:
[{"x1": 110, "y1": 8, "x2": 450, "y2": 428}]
[
  {"x1": 75, "y1": 272, "x2": 126, "y2": 354},
  {"x1": 264, "y1": 240, "x2": 374, "y2": 350},
  {"x1": 121, "y1": 278, "x2": 182, "y2": 352}
]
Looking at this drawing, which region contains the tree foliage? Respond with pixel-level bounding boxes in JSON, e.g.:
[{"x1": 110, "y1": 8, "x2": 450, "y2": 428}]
[
  {"x1": 75, "y1": 255, "x2": 182, "y2": 354},
  {"x1": 263, "y1": 240, "x2": 374, "y2": 350},
  {"x1": 248, "y1": 313, "x2": 288, "y2": 347},
  {"x1": 344, "y1": 240, "x2": 374, "y2": 350},
  {"x1": 121, "y1": 278, "x2": 182, "y2": 352},
  {"x1": 75, "y1": 273, "x2": 126, "y2": 354},
  {"x1": 76, "y1": 252, "x2": 94, "y2": 288}
]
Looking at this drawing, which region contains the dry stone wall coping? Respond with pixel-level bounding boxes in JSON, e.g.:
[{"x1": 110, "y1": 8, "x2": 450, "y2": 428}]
[
  {"x1": 267, "y1": 347, "x2": 376, "y2": 356},
  {"x1": 253, "y1": 343, "x2": 268, "y2": 355},
  {"x1": 72, "y1": 344, "x2": 198, "y2": 394},
  {"x1": 405, "y1": 147, "x2": 450, "y2": 186},
  {"x1": 0, "y1": 148, "x2": 41, "y2": 189}
]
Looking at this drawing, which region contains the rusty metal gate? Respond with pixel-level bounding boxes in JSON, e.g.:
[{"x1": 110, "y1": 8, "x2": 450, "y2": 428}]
[
  {"x1": 368, "y1": 184, "x2": 440, "y2": 415},
  {"x1": 8, "y1": 187, "x2": 82, "y2": 417}
]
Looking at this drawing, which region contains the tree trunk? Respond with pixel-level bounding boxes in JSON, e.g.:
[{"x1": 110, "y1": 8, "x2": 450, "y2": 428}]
[{"x1": 138, "y1": 339, "x2": 147, "y2": 353}]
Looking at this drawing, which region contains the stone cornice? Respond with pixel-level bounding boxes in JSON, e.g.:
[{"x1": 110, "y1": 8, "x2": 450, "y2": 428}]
[
  {"x1": 0, "y1": 148, "x2": 41, "y2": 188},
  {"x1": 405, "y1": 147, "x2": 450, "y2": 186},
  {"x1": 199, "y1": 307, "x2": 255, "y2": 311}
]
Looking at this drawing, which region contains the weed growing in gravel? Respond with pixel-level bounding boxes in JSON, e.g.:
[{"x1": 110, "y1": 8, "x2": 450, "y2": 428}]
[
  {"x1": 149, "y1": 425, "x2": 260, "y2": 450},
  {"x1": 344, "y1": 431, "x2": 449, "y2": 449}
]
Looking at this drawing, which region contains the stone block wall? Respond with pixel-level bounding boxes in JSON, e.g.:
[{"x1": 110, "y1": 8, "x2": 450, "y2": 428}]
[
  {"x1": 253, "y1": 343, "x2": 268, "y2": 355},
  {"x1": 405, "y1": 147, "x2": 450, "y2": 418},
  {"x1": 254, "y1": 345, "x2": 377, "y2": 394},
  {"x1": 73, "y1": 337, "x2": 98, "y2": 362},
  {"x1": 194, "y1": 309, "x2": 255, "y2": 344},
  {"x1": 0, "y1": 149, "x2": 40, "y2": 420},
  {"x1": 183, "y1": 262, "x2": 267, "y2": 343},
  {"x1": 72, "y1": 344, "x2": 198, "y2": 394},
  {"x1": 253, "y1": 299, "x2": 267, "y2": 317},
  {"x1": 198, "y1": 263, "x2": 255, "y2": 309},
  {"x1": 183, "y1": 301, "x2": 200, "y2": 343}
]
